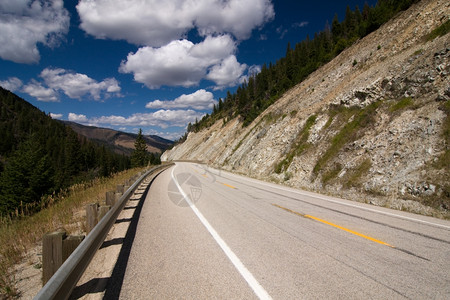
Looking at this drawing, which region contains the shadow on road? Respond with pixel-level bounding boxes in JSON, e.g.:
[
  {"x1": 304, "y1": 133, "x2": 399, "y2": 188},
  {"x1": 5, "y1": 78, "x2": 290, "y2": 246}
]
[{"x1": 101, "y1": 175, "x2": 156, "y2": 300}]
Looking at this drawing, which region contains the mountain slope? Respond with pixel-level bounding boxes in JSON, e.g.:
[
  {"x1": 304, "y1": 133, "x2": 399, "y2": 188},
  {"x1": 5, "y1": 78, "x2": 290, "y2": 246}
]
[
  {"x1": 0, "y1": 88, "x2": 131, "y2": 215},
  {"x1": 63, "y1": 121, "x2": 173, "y2": 155},
  {"x1": 162, "y1": 0, "x2": 450, "y2": 217}
]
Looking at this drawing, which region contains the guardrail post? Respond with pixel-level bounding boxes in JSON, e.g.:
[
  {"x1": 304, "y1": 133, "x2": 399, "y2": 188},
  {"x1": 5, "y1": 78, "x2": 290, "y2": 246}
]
[
  {"x1": 62, "y1": 235, "x2": 84, "y2": 262},
  {"x1": 43, "y1": 230, "x2": 84, "y2": 286},
  {"x1": 98, "y1": 205, "x2": 110, "y2": 221},
  {"x1": 115, "y1": 192, "x2": 122, "y2": 204},
  {"x1": 86, "y1": 203, "x2": 98, "y2": 234},
  {"x1": 116, "y1": 184, "x2": 124, "y2": 194},
  {"x1": 106, "y1": 191, "x2": 115, "y2": 207},
  {"x1": 42, "y1": 229, "x2": 66, "y2": 285}
]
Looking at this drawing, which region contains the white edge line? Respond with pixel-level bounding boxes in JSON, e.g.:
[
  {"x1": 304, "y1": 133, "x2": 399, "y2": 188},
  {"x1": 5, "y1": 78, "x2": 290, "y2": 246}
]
[
  {"x1": 171, "y1": 166, "x2": 272, "y2": 300},
  {"x1": 195, "y1": 164, "x2": 450, "y2": 230}
]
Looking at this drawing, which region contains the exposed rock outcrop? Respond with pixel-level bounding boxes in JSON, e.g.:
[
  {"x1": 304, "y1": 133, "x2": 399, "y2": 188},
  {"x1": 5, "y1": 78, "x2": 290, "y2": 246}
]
[{"x1": 163, "y1": 0, "x2": 450, "y2": 218}]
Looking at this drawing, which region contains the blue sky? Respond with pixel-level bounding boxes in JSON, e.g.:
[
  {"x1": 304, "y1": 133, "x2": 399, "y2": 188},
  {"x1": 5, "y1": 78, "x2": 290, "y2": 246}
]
[{"x1": 0, "y1": 0, "x2": 377, "y2": 140}]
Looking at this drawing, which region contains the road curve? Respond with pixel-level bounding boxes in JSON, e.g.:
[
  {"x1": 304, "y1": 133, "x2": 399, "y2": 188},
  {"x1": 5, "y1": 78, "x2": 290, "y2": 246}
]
[{"x1": 118, "y1": 162, "x2": 450, "y2": 299}]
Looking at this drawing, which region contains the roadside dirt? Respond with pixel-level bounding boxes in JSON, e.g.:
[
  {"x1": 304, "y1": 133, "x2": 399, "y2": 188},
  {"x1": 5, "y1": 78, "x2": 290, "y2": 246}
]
[{"x1": 13, "y1": 178, "x2": 153, "y2": 299}]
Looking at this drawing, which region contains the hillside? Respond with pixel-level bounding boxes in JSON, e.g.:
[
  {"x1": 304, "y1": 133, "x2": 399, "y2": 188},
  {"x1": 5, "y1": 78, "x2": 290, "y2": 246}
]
[
  {"x1": 63, "y1": 121, "x2": 173, "y2": 155},
  {"x1": 163, "y1": 0, "x2": 450, "y2": 217},
  {"x1": 0, "y1": 88, "x2": 131, "y2": 216}
]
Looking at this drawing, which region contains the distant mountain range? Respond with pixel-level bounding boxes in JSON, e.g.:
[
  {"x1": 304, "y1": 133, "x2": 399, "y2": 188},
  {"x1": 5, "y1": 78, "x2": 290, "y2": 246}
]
[{"x1": 62, "y1": 121, "x2": 173, "y2": 155}]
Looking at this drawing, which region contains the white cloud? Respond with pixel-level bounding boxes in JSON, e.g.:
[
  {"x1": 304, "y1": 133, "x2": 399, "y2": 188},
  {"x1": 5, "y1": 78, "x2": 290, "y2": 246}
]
[
  {"x1": 50, "y1": 113, "x2": 63, "y2": 119},
  {"x1": 276, "y1": 26, "x2": 288, "y2": 39},
  {"x1": 248, "y1": 65, "x2": 262, "y2": 76},
  {"x1": 77, "y1": 0, "x2": 274, "y2": 46},
  {"x1": 206, "y1": 55, "x2": 247, "y2": 88},
  {"x1": 0, "y1": 77, "x2": 23, "y2": 92},
  {"x1": 146, "y1": 89, "x2": 217, "y2": 110},
  {"x1": 40, "y1": 68, "x2": 121, "y2": 100},
  {"x1": 68, "y1": 113, "x2": 88, "y2": 123},
  {"x1": 293, "y1": 21, "x2": 309, "y2": 28},
  {"x1": 193, "y1": 0, "x2": 275, "y2": 40},
  {"x1": 0, "y1": 0, "x2": 69, "y2": 64},
  {"x1": 22, "y1": 80, "x2": 58, "y2": 102},
  {"x1": 120, "y1": 35, "x2": 243, "y2": 89},
  {"x1": 69, "y1": 110, "x2": 204, "y2": 130}
]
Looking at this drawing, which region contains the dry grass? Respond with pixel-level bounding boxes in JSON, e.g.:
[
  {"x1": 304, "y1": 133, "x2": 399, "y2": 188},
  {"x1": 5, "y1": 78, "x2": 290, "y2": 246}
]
[{"x1": 0, "y1": 167, "x2": 147, "y2": 298}]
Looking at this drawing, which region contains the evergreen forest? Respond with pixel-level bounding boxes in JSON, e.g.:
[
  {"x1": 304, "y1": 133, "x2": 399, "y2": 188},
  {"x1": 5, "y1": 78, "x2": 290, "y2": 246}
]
[
  {"x1": 186, "y1": 0, "x2": 421, "y2": 136},
  {"x1": 131, "y1": 128, "x2": 161, "y2": 168},
  {"x1": 0, "y1": 87, "x2": 131, "y2": 217}
]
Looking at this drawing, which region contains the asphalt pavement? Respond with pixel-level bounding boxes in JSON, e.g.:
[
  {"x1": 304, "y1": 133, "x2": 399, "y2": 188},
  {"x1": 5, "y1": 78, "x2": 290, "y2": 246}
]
[{"x1": 118, "y1": 162, "x2": 450, "y2": 299}]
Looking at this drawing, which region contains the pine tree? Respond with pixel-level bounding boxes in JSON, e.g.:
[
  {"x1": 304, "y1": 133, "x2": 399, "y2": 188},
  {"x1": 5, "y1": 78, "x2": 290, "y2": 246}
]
[
  {"x1": 131, "y1": 129, "x2": 148, "y2": 167},
  {"x1": 0, "y1": 136, "x2": 53, "y2": 215}
]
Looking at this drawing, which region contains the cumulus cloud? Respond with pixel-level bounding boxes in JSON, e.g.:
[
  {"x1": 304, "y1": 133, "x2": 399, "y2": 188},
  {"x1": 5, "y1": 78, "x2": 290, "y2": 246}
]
[
  {"x1": 22, "y1": 80, "x2": 58, "y2": 102},
  {"x1": 0, "y1": 0, "x2": 69, "y2": 64},
  {"x1": 0, "y1": 77, "x2": 23, "y2": 92},
  {"x1": 40, "y1": 68, "x2": 121, "y2": 100},
  {"x1": 69, "y1": 110, "x2": 204, "y2": 129},
  {"x1": 68, "y1": 113, "x2": 89, "y2": 123},
  {"x1": 120, "y1": 35, "x2": 247, "y2": 88},
  {"x1": 77, "y1": 0, "x2": 274, "y2": 46},
  {"x1": 49, "y1": 113, "x2": 63, "y2": 119},
  {"x1": 206, "y1": 56, "x2": 248, "y2": 88},
  {"x1": 20, "y1": 68, "x2": 121, "y2": 101},
  {"x1": 146, "y1": 89, "x2": 217, "y2": 110}
]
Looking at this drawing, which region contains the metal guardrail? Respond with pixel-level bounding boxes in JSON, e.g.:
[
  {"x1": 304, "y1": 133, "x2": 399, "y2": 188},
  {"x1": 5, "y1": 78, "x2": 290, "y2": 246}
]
[{"x1": 34, "y1": 163, "x2": 173, "y2": 300}]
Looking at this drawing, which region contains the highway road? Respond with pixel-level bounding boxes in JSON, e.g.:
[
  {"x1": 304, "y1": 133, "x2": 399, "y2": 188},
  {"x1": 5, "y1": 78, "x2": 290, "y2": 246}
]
[{"x1": 116, "y1": 162, "x2": 450, "y2": 299}]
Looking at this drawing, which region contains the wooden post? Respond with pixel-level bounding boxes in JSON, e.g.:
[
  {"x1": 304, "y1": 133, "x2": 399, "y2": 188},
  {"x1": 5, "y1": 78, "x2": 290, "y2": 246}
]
[
  {"x1": 62, "y1": 235, "x2": 84, "y2": 262},
  {"x1": 42, "y1": 229, "x2": 66, "y2": 285},
  {"x1": 116, "y1": 184, "x2": 124, "y2": 194},
  {"x1": 98, "y1": 205, "x2": 110, "y2": 221},
  {"x1": 106, "y1": 191, "x2": 115, "y2": 207},
  {"x1": 115, "y1": 192, "x2": 122, "y2": 204},
  {"x1": 86, "y1": 203, "x2": 98, "y2": 234}
]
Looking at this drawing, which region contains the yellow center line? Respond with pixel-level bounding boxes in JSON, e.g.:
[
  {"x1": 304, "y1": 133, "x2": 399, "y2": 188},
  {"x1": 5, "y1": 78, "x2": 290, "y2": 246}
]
[
  {"x1": 217, "y1": 181, "x2": 237, "y2": 189},
  {"x1": 272, "y1": 204, "x2": 394, "y2": 248}
]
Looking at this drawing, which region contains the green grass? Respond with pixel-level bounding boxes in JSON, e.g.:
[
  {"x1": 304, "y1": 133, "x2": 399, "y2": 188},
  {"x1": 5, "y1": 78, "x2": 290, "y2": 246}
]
[
  {"x1": 389, "y1": 97, "x2": 414, "y2": 113},
  {"x1": 343, "y1": 159, "x2": 372, "y2": 188},
  {"x1": 426, "y1": 19, "x2": 450, "y2": 41},
  {"x1": 313, "y1": 102, "x2": 380, "y2": 176},
  {"x1": 0, "y1": 167, "x2": 147, "y2": 298},
  {"x1": 413, "y1": 49, "x2": 424, "y2": 56},
  {"x1": 322, "y1": 163, "x2": 342, "y2": 186},
  {"x1": 275, "y1": 115, "x2": 316, "y2": 174}
]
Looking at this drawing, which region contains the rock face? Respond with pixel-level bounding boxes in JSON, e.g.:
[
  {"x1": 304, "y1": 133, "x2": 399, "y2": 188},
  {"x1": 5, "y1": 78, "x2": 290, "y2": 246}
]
[{"x1": 163, "y1": 0, "x2": 450, "y2": 217}]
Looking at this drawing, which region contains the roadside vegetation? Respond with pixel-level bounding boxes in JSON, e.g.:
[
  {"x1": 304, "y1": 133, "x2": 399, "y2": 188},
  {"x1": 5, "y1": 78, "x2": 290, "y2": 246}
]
[
  {"x1": 313, "y1": 97, "x2": 422, "y2": 184},
  {"x1": 275, "y1": 115, "x2": 316, "y2": 174},
  {"x1": 425, "y1": 19, "x2": 450, "y2": 42},
  {"x1": 313, "y1": 102, "x2": 380, "y2": 176},
  {"x1": 0, "y1": 167, "x2": 147, "y2": 298}
]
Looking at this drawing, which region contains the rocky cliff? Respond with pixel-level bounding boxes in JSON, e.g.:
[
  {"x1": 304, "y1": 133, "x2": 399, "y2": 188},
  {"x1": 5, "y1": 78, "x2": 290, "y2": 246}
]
[{"x1": 162, "y1": 0, "x2": 450, "y2": 218}]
